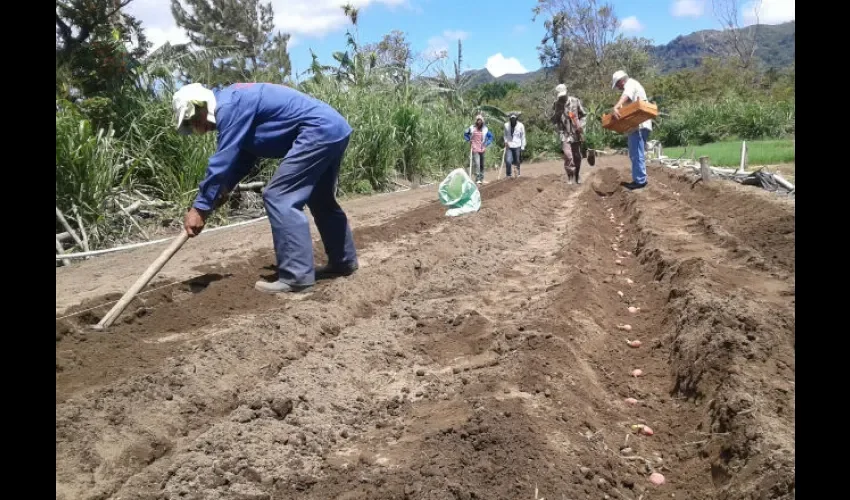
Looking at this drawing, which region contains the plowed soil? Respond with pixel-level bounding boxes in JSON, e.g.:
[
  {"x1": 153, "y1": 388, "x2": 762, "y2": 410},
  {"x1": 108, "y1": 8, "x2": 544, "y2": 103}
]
[{"x1": 56, "y1": 157, "x2": 795, "y2": 500}]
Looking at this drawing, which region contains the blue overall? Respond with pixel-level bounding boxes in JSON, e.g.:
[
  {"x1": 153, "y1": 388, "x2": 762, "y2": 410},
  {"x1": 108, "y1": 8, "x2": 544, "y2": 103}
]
[{"x1": 193, "y1": 83, "x2": 357, "y2": 286}]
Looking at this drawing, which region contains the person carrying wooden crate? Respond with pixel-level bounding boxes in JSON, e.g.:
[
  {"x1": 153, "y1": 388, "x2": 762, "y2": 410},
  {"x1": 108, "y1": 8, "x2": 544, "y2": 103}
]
[{"x1": 611, "y1": 70, "x2": 651, "y2": 190}]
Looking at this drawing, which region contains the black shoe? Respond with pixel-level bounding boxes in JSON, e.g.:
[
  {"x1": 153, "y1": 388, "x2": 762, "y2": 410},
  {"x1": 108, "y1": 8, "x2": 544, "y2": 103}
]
[
  {"x1": 623, "y1": 181, "x2": 647, "y2": 190},
  {"x1": 315, "y1": 262, "x2": 359, "y2": 280}
]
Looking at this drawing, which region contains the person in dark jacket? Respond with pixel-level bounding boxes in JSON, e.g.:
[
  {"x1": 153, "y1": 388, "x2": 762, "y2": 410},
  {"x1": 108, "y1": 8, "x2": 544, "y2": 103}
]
[{"x1": 552, "y1": 83, "x2": 588, "y2": 184}]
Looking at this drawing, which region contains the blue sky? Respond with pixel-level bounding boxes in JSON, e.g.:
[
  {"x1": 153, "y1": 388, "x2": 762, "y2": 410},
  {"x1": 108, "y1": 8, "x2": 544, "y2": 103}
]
[{"x1": 127, "y1": 0, "x2": 794, "y2": 80}]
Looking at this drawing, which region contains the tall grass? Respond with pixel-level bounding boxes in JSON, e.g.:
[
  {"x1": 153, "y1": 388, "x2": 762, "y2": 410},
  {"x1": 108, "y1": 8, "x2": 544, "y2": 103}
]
[
  {"x1": 56, "y1": 101, "x2": 132, "y2": 237},
  {"x1": 654, "y1": 95, "x2": 794, "y2": 147},
  {"x1": 55, "y1": 80, "x2": 481, "y2": 246}
]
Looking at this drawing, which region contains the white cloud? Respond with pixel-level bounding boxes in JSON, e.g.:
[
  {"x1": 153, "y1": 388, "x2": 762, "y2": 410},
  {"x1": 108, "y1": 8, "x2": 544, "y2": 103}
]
[
  {"x1": 126, "y1": 0, "x2": 409, "y2": 50},
  {"x1": 144, "y1": 25, "x2": 190, "y2": 49},
  {"x1": 742, "y1": 0, "x2": 794, "y2": 25},
  {"x1": 671, "y1": 0, "x2": 705, "y2": 18},
  {"x1": 485, "y1": 54, "x2": 527, "y2": 78},
  {"x1": 620, "y1": 16, "x2": 644, "y2": 33},
  {"x1": 425, "y1": 29, "x2": 469, "y2": 59},
  {"x1": 512, "y1": 25, "x2": 527, "y2": 35}
]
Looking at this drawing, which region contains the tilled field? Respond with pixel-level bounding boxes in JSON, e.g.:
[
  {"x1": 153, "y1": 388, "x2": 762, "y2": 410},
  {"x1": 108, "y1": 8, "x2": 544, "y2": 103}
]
[{"x1": 56, "y1": 158, "x2": 795, "y2": 500}]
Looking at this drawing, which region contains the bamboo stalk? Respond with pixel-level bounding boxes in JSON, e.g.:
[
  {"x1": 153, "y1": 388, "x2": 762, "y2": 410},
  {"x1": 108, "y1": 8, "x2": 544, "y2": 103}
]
[
  {"x1": 71, "y1": 204, "x2": 90, "y2": 253},
  {"x1": 56, "y1": 206, "x2": 84, "y2": 249},
  {"x1": 116, "y1": 201, "x2": 150, "y2": 240},
  {"x1": 56, "y1": 237, "x2": 71, "y2": 266}
]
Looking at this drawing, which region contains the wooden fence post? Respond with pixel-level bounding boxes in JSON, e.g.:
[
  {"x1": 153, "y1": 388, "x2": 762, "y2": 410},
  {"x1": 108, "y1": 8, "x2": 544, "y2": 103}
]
[
  {"x1": 737, "y1": 141, "x2": 748, "y2": 174},
  {"x1": 699, "y1": 156, "x2": 711, "y2": 182}
]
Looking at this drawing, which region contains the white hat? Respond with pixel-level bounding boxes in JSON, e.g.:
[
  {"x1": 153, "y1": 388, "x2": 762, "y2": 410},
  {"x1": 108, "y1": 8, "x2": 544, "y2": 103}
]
[
  {"x1": 612, "y1": 70, "x2": 628, "y2": 89},
  {"x1": 555, "y1": 84, "x2": 567, "y2": 98},
  {"x1": 172, "y1": 83, "x2": 217, "y2": 135}
]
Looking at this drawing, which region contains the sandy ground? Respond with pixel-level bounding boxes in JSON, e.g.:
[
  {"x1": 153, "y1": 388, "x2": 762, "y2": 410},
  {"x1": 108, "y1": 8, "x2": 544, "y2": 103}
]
[{"x1": 56, "y1": 156, "x2": 795, "y2": 500}]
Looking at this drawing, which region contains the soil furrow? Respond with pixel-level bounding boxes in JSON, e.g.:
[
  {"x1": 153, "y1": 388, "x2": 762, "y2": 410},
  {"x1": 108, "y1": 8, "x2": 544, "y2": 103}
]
[{"x1": 56, "y1": 158, "x2": 795, "y2": 500}]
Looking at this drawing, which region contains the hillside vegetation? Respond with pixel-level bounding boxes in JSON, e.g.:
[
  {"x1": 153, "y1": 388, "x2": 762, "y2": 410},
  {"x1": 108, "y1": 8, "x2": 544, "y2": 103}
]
[{"x1": 649, "y1": 21, "x2": 794, "y2": 74}]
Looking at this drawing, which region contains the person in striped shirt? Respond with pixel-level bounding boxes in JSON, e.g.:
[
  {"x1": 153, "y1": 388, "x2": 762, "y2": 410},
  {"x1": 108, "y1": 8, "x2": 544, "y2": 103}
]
[{"x1": 464, "y1": 113, "x2": 494, "y2": 184}]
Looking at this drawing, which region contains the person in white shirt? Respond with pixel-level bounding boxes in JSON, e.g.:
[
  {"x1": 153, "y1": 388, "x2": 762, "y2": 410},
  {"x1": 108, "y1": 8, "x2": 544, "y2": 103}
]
[
  {"x1": 503, "y1": 112, "x2": 527, "y2": 178},
  {"x1": 611, "y1": 70, "x2": 651, "y2": 190}
]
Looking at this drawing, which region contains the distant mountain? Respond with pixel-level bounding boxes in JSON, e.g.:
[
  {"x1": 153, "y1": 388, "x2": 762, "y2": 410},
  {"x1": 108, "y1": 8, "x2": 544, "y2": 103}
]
[
  {"x1": 461, "y1": 67, "x2": 547, "y2": 87},
  {"x1": 459, "y1": 21, "x2": 794, "y2": 89},
  {"x1": 649, "y1": 21, "x2": 795, "y2": 73}
]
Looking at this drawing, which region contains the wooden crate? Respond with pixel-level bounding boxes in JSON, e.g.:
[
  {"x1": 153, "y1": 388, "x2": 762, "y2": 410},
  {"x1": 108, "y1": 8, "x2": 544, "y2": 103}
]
[{"x1": 602, "y1": 100, "x2": 658, "y2": 134}]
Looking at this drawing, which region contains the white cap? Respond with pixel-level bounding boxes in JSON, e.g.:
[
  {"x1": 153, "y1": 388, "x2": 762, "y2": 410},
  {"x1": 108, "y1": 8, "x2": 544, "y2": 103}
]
[
  {"x1": 172, "y1": 83, "x2": 217, "y2": 135},
  {"x1": 612, "y1": 70, "x2": 628, "y2": 89},
  {"x1": 555, "y1": 84, "x2": 567, "y2": 98}
]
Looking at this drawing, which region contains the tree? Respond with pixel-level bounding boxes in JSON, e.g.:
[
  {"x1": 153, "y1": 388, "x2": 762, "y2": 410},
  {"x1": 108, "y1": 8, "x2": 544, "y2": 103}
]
[
  {"x1": 419, "y1": 39, "x2": 479, "y2": 115},
  {"x1": 56, "y1": 0, "x2": 145, "y2": 62},
  {"x1": 56, "y1": 0, "x2": 149, "y2": 99},
  {"x1": 364, "y1": 30, "x2": 412, "y2": 70},
  {"x1": 703, "y1": 0, "x2": 761, "y2": 69},
  {"x1": 262, "y1": 32, "x2": 292, "y2": 83},
  {"x1": 170, "y1": 0, "x2": 275, "y2": 82},
  {"x1": 454, "y1": 39, "x2": 463, "y2": 86},
  {"x1": 534, "y1": 0, "x2": 619, "y2": 84},
  {"x1": 359, "y1": 30, "x2": 413, "y2": 84},
  {"x1": 475, "y1": 82, "x2": 519, "y2": 105},
  {"x1": 300, "y1": 6, "x2": 403, "y2": 88},
  {"x1": 329, "y1": 4, "x2": 374, "y2": 86},
  {"x1": 533, "y1": 0, "x2": 652, "y2": 98}
]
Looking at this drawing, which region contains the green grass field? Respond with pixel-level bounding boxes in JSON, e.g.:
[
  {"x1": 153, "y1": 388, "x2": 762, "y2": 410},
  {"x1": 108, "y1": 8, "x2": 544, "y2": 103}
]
[{"x1": 663, "y1": 139, "x2": 795, "y2": 167}]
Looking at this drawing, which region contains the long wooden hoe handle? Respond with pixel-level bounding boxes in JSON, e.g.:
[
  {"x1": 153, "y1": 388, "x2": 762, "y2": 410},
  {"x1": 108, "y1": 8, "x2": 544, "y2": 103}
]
[
  {"x1": 92, "y1": 231, "x2": 190, "y2": 330},
  {"x1": 498, "y1": 147, "x2": 506, "y2": 180}
]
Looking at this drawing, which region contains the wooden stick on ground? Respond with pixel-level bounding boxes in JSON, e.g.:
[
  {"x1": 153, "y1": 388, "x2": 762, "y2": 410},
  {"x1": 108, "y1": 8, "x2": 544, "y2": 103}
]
[
  {"x1": 71, "y1": 204, "x2": 90, "y2": 253},
  {"x1": 123, "y1": 199, "x2": 168, "y2": 215},
  {"x1": 92, "y1": 231, "x2": 190, "y2": 330},
  {"x1": 56, "y1": 206, "x2": 85, "y2": 250},
  {"x1": 55, "y1": 237, "x2": 71, "y2": 266},
  {"x1": 234, "y1": 181, "x2": 266, "y2": 192},
  {"x1": 116, "y1": 200, "x2": 150, "y2": 240},
  {"x1": 773, "y1": 173, "x2": 795, "y2": 191}
]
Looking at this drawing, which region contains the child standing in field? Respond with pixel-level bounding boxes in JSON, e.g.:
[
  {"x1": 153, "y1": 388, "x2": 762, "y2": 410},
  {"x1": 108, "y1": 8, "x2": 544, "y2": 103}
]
[{"x1": 464, "y1": 113, "x2": 494, "y2": 185}]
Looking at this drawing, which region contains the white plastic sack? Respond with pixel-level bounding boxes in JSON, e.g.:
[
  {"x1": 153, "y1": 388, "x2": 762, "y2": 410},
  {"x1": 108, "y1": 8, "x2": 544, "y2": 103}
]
[{"x1": 438, "y1": 168, "x2": 481, "y2": 217}]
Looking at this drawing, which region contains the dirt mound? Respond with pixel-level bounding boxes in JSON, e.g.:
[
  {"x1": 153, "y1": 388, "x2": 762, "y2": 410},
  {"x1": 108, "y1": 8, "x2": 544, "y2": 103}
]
[
  {"x1": 650, "y1": 167, "x2": 795, "y2": 273},
  {"x1": 56, "y1": 160, "x2": 794, "y2": 500}
]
